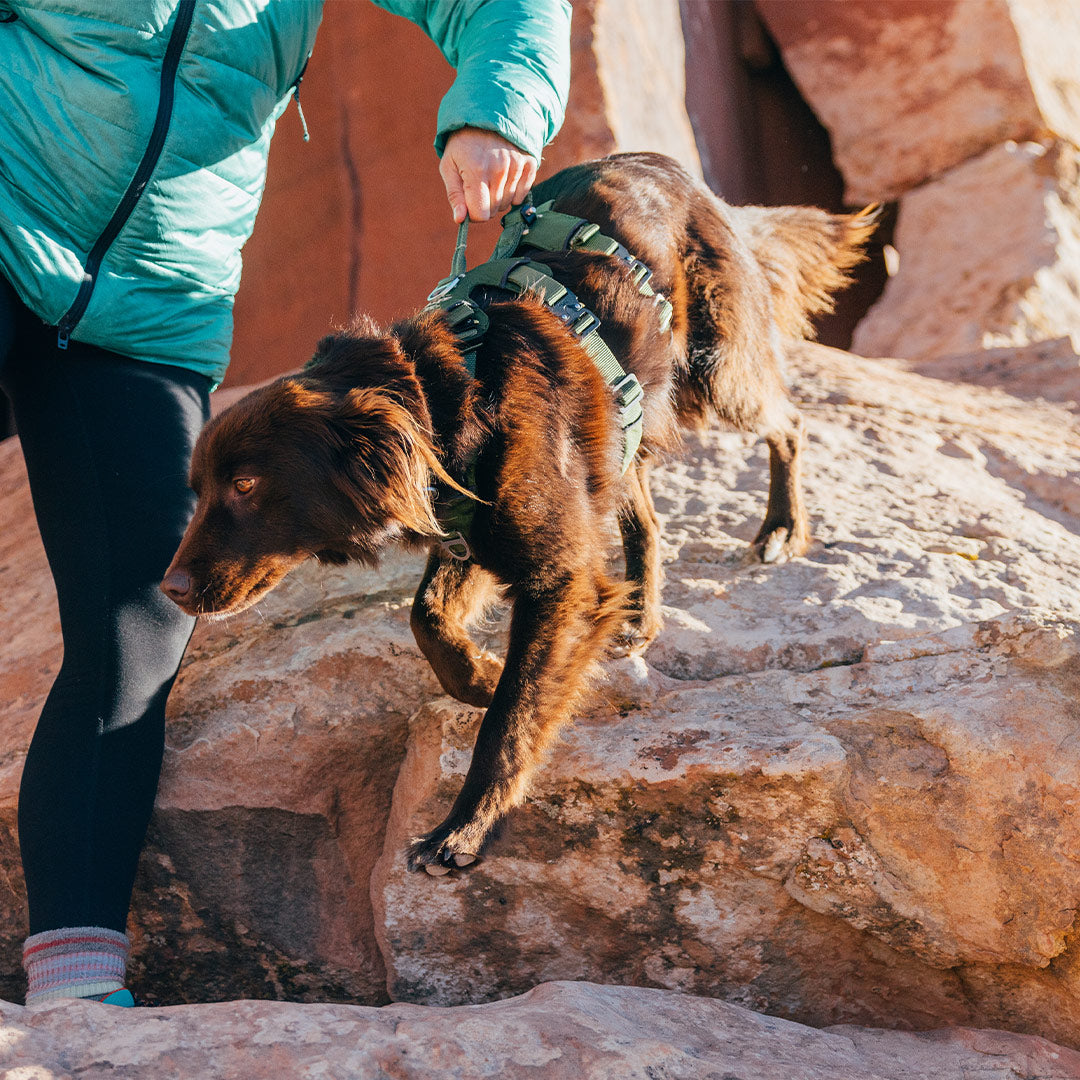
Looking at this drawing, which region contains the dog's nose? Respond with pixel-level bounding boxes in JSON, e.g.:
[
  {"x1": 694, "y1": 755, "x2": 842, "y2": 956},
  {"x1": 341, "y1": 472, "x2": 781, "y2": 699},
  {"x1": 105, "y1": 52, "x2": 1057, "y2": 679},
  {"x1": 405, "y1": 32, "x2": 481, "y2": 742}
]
[{"x1": 161, "y1": 569, "x2": 193, "y2": 606}]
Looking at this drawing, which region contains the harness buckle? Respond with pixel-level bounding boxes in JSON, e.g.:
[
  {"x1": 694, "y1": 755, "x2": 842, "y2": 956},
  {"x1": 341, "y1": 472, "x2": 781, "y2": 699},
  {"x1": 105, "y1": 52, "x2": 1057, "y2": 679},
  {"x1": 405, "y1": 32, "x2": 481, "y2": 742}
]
[
  {"x1": 548, "y1": 292, "x2": 600, "y2": 337},
  {"x1": 612, "y1": 372, "x2": 644, "y2": 424},
  {"x1": 439, "y1": 531, "x2": 472, "y2": 562},
  {"x1": 426, "y1": 275, "x2": 461, "y2": 305},
  {"x1": 437, "y1": 300, "x2": 490, "y2": 352},
  {"x1": 628, "y1": 259, "x2": 653, "y2": 288},
  {"x1": 571, "y1": 310, "x2": 600, "y2": 337}
]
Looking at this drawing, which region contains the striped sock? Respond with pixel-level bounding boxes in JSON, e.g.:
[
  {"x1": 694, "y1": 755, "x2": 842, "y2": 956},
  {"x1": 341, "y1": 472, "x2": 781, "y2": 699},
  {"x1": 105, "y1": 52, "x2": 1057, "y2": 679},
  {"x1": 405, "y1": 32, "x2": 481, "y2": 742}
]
[{"x1": 22, "y1": 927, "x2": 128, "y2": 1003}]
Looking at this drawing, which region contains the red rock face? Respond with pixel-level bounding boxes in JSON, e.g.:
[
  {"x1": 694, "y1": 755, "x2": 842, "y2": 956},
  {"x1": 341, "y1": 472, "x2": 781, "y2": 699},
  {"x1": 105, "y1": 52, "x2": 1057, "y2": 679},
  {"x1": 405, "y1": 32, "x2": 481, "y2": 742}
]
[
  {"x1": 853, "y1": 139, "x2": 1080, "y2": 367},
  {"x1": 754, "y1": 0, "x2": 1043, "y2": 203},
  {"x1": 222, "y1": 6, "x2": 456, "y2": 388}
]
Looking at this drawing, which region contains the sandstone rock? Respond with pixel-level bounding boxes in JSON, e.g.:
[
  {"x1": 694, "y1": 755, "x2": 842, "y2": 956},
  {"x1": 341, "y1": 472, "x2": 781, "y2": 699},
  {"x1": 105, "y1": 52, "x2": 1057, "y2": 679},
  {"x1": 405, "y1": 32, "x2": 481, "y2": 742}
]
[
  {"x1": 1003, "y1": 0, "x2": 1080, "y2": 155},
  {"x1": 756, "y1": 0, "x2": 1080, "y2": 203},
  {"x1": 3, "y1": 980, "x2": 1080, "y2": 1080},
  {"x1": 852, "y1": 140, "x2": 1080, "y2": 363},
  {"x1": 128, "y1": 552, "x2": 439, "y2": 1006},
  {"x1": 583, "y1": 0, "x2": 702, "y2": 170},
  {"x1": 373, "y1": 343, "x2": 1080, "y2": 1046},
  {"x1": 916, "y1": 337, "x2": 1080, "y2": 411}
]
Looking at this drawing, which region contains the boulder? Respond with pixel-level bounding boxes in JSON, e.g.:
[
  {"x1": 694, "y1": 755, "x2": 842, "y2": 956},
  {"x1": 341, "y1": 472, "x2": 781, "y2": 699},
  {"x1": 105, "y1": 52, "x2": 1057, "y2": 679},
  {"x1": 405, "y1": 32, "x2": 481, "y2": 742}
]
[
  {"x1": 127, "y1": 551, "x2": 437, "y2": 1006},
  {"x1": 3, "y1": 341, "x2": 1080, "y2": 1048},
  {"x1": 852, "y1": 140, "x2": 1080, "y2": 364},
  {"x1": 576, "y1": 0, "x2": 701, "y2": 169},
  {"x1": 756, "y1": 0, "x2": 1080, "y2": 202},
  {"x1": 372, "y1": 343, "x2": 1080, "y2": 1045},
  {"x1": 3, "y1": 980, "x2": 1080, "y2": 1080}
]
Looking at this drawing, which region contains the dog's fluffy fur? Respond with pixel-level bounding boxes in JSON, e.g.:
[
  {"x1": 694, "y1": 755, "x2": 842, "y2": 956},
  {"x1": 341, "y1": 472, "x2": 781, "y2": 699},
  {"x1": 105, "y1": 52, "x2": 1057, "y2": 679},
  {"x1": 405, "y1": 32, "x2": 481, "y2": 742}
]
[{"x1": 162, "y1": 153, "x2": 875, "y2": 872}]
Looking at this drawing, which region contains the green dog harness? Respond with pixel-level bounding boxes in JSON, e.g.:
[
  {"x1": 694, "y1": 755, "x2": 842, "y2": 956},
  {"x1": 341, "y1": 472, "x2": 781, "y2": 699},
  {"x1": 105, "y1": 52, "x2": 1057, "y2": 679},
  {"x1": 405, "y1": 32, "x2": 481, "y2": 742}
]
[{"x1": 424, "y1": 196, "x2": 672, "y2": 560}]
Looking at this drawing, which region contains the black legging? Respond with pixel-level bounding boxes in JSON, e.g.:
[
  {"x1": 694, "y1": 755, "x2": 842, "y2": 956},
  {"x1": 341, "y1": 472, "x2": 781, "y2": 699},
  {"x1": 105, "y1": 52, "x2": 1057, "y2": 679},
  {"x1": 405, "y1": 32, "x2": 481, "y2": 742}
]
[{"x1": 0, "y1": 276, "x2": 209, "y2": 934}]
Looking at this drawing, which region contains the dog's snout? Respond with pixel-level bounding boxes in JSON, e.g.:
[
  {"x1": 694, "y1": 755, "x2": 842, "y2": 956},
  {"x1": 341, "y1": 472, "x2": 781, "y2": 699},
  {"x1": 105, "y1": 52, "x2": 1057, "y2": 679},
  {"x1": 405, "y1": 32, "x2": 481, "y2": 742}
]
[{"x1": 161, "y1": 568, "x2": 193, "y2": 607}]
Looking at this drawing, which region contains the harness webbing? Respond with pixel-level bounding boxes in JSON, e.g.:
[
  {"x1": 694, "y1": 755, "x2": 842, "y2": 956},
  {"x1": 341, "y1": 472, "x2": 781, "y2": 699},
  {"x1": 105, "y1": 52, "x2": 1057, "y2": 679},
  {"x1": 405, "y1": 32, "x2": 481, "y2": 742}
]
[
  {"x1": 495, "y1": 200, "x2": 674, "y2": 333},
  {"x1": 423, "y1": 196, "x2": 671, "y2": 560}
]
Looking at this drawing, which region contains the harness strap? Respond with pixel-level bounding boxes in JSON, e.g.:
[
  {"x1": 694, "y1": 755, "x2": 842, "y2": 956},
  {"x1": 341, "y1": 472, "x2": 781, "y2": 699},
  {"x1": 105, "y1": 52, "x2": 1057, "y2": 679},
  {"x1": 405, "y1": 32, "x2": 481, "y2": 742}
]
[
  {"x1": 511, "y1": 201, "x2": 674, "y2": 333},
  {"x1": 427, "y1": 252, "x2": 644, "y2": 463},
  {"x1": 429, "y1": 456, "x2": 477, "y2": 562},
  {"x1": 450, "y1": 218, "x2": 470, "y2": 278}
]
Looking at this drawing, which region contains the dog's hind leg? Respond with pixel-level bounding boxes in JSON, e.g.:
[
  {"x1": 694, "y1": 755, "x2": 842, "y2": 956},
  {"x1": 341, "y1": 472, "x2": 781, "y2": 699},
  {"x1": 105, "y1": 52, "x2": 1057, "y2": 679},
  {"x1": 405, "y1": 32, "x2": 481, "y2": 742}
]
[
  {"x1": 411, "y1": 550, "x2": 504, "y2": 708},
  {"x1": 678, "y1": 335, "x2": 811, "y2": 565},
  {"x1": 752, "y1": 399, "x2": 810, "y2": 564},
  {"x1": 618, "y1": 461, "x2": 664, "y2": 651},
  {"x1": 407, "y1": 568, "x2": 627, "y2": 873}
]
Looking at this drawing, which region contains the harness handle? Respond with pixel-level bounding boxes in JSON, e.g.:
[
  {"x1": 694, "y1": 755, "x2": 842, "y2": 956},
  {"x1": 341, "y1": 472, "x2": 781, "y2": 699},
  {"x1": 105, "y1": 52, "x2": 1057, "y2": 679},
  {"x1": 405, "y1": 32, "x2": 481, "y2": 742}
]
[
  {"x1": 451, "y1": 219, "x2": 470, "y2": 278},
  {"x1": 452, "y1": 190, "x2": 537, "y2": 276}
]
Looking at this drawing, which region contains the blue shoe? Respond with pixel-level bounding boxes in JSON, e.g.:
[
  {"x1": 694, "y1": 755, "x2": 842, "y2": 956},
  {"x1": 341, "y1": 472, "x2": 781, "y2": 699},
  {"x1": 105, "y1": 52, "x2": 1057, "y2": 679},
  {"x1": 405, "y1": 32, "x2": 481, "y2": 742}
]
[{"x1": 95, "y1": 988, "x2": 135, "y2": 1007}]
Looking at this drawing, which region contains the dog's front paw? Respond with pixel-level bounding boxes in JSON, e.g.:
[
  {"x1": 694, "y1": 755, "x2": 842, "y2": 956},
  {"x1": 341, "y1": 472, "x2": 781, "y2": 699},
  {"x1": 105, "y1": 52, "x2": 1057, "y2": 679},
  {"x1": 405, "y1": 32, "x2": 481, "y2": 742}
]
[
  {"x1": 406, "y1": 824, "x2": 484, "y2": 877},
  {"x1": 614, "y1": 611, "x2": 663, "y2": 656},
  {"x1": 751, "y1": 525, "x2": 810, "y2": 565}
]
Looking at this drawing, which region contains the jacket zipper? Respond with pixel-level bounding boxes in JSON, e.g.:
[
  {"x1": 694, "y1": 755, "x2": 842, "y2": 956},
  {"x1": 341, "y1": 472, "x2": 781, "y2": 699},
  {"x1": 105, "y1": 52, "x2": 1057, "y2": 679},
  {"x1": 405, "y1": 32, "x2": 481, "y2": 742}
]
[
  {"x1": 57, "y1": 0, "x2": 196, "y2": 348},
  {"x1": 291, "y1": 56, "x2": 311, "y2": 142}
]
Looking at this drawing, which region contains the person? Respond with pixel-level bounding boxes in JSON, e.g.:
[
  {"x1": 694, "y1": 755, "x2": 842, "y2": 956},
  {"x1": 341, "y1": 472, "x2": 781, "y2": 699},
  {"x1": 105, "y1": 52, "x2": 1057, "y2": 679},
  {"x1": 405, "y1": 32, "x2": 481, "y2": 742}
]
[{"x1": 0, "y1": 0, "x2": 570, "y2": 1006}]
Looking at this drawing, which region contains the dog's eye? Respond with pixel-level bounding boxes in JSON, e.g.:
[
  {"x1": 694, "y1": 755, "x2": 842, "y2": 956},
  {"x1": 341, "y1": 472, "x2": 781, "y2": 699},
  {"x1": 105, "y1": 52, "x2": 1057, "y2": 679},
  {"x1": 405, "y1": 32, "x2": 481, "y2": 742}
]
[{"x1": 233, "y1": 477, "x2": 256, "y2": 495}]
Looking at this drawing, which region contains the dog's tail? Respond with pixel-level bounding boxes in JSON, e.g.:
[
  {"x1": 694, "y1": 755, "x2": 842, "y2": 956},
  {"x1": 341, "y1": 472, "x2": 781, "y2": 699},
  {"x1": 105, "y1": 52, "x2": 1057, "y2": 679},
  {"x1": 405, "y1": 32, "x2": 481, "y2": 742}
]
[{"x1": 732, "y1": 203, "x2": 879, "y2": 339}]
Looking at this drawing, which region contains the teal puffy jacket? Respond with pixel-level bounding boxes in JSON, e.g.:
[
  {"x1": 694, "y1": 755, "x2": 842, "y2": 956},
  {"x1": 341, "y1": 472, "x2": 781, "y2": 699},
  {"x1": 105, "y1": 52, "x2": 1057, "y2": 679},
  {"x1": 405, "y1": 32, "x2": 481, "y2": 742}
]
[{"x1": 0, "y1": 0, "x2": 571, "y2": 385}]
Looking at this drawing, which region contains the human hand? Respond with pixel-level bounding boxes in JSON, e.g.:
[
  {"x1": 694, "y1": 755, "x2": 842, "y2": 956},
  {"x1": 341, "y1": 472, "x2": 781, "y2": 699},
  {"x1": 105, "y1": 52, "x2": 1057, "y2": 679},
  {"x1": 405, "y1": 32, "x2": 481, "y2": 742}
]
[{"x1": 440, "y1": 128, "x2": 538, "y2": 223}]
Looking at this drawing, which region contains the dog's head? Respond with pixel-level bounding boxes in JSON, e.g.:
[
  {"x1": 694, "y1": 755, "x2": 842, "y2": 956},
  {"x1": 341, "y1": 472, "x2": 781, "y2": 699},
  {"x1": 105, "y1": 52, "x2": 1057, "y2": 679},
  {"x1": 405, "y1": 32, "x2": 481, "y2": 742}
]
[{"x1": 162, "y1": 340, "x2": 447, "y2": 617}]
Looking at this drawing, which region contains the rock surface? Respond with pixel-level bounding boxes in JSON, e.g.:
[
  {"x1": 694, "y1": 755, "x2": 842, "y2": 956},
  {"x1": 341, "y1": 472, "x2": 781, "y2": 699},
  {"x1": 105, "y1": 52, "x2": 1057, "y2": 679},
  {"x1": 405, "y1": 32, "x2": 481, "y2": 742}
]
[
  {"x1": 756, "y1": 0, "x2": 1080, "y2": 203},
  {"x1": 584, "y1": 0, "x2": 702, "y2": 169},
  {"x1": 916, "y1": 337, "x2": 1080, "y2": 412},
  {"x1": 852, "y1": 140, "x2": 1080, "y2": 364},
  {"x1": 3, "y1": 980, "x2": 1080, "y2": 1080},
  {"x1": 4, "y1": 342, "x2": 1080, "y2": 1049},
  {"x1": 373, "y1": 342, "x2": 1080, "y2": 1047},
  {"x1": 129, "y1": 550, "x2": 438, "y2": 1006}
]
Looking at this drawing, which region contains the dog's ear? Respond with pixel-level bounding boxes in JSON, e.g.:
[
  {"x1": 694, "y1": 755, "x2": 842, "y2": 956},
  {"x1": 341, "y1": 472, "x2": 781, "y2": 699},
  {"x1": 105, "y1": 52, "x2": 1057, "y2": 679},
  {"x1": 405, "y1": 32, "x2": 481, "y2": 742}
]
[
  {"x1": 308, "y1": 321, "x2": 413, "y2": 387},
  {"x1": 328, "y1": 386, "x2": 446, "y2": 538},
  {"x1": 309, "y1": 331, "x2": 363, "y2": 376},
  {"x1": 312, "y1": 320, "x2": 377, "y2": 359},
  {"x1": 310, "y1": 332, "x2": 342, "y2": 369}
]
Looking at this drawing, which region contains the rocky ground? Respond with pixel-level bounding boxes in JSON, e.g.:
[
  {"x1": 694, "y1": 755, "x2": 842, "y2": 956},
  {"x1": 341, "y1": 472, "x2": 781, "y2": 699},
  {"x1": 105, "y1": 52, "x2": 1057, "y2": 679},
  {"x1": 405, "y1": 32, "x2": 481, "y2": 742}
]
[
  {"x1": 2, "y1": 339, "x2": 1079, "y2": 1076},
  {"x1": 3, "y1": 980, "x2": 1079, "y2": 1080}
]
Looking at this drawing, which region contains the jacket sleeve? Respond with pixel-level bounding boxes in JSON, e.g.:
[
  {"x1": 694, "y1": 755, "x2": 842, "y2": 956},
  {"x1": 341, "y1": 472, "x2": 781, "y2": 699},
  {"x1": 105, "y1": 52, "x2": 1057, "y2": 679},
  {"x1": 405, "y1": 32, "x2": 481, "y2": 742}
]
[{"x1": 371, "y1": 0, "x2": 571, "y2": 160}]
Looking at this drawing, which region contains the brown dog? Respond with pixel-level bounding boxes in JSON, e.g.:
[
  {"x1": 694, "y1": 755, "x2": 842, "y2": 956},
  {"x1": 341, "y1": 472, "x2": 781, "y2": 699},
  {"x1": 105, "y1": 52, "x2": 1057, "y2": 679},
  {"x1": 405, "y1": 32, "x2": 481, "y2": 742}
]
[{"x1": 162, "y1": 153, "x2": 874, "y2": 873}]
